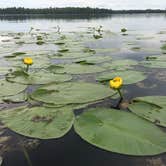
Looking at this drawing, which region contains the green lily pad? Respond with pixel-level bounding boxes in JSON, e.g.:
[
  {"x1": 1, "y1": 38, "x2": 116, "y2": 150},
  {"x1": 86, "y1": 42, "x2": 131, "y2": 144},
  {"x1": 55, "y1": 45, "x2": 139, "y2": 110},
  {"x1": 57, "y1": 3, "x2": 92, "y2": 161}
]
[
  {"x1": 0, "y1": 67, "x2": 14, "y2": 75},
  {"x1": 96, "y1": 70, "x2": 146, "y2": 84},
  {"x1": 141, "y1": 61, "x2": 166, "y2": 68},
  {"x1": 0, "y1": 106, "x2": 74, "y2": 139},
  {"x1": 161, "y1": 44, "x2": 166, "y2": 50},
  {"x1": 7, "y1": 56, "x2": 50, "y2": 69},
  {"x1": 129, "y1": 96, "x2": 166, "y2": 127},
  {"x1": 55, "y1": 64, "x2": 105, "y2": 74},
  {"x1": 102, "y1": 59, "x2": 138, "y2": 70},
  {"x1": 3, "y1": 92, "x2": 27, "y2": 103},
  {"x1": 74, "y1": 108, "x2": 166, "y2": 156},
  {"x1": 74, "y1": 55, "x2": 112, "y2": 64},
  {"x1": 31, "y1": 82, "x2": 114, "y2": 105},
  {"x1": 51, "y1": 52, "x2": 93, "y2": 59},
  {"x1": 0, "y1": 80, "x2": 26, "y2": 97},
  {"x1": 6, "y1": 70, "x2": 72, "y2": 85}
]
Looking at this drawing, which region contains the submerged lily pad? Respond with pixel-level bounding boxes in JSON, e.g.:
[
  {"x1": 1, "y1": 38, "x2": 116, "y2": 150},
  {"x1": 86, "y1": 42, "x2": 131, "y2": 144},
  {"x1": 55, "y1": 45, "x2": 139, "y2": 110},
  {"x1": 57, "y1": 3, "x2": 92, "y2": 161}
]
[
  {"x1": 129, "y1": 96, "x2": 166, "y2": 127},
  {"x1": 74, "y1": 108, "x2": 166, "y2": 156},
  {"x1": 0, "y1": 106, "x2": 74, "y2": 139},
  {"x1": 31, "y1": 82, "x2": 114, "y2": 105},
  {"x1": 7, "y1": 70, "x2": 72, "y2": 85},
  {"x1": 96, "y1": 70, "x2": 146, "y2": 84},
  {"x1": 55, "y1": 64, "x2": 105, "y2": 74},
  {"x1": 0, "y1": 80, "x2": 26, "y2": 97}
]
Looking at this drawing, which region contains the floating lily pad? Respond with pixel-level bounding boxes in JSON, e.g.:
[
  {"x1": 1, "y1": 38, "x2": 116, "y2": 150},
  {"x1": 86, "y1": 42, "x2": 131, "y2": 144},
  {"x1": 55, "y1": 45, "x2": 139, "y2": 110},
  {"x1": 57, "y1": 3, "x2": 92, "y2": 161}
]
[
  {"x1": 74, "y1": 108, "x2": 166, "y2": 156},
  {"x1": 102, "y1": 59, "x2": 138, "y2": 70},
  {"x1": 96, "y1": 70, "x2": 146, "y2": 84},
  {"x1": 55, "y1": 64, "x2": 105, "y2": 74},
  {"x1": 74, "y1": 55, "x2": 112, "y2": 64},
  {"x1": 7, "y1": 70, "x2": 72, "y2": 85},
  {"x1": 3, "y1": 92, "x2": 27, "y2": 103},
  {"x1": 51, "y1": 52, "x2": 93, "y2": 59},
  {"x1": 31, "y1": 82, "x2": 114, "y2": 105},
  {"x1": 141, "y1": 56, "x2": 166, "y2": 68},
  {"x1": 129, "y1": 96, "x2": 166, "y2": 127},
  {"x1": 0, "y1": 67, "x2": 13, "y2": 75},
  {"x1": 0, "y1": 80, "x2": 26, "y2": 97},
  {"x1": 0, "y1": 106, "x2": 74, "y2": 139},
  {"x1": 7, "y1": 56, "x2": 50, "y2": 69},
  {"x1": 161, "y1": 44, "x2": 166, "y2": 50}
]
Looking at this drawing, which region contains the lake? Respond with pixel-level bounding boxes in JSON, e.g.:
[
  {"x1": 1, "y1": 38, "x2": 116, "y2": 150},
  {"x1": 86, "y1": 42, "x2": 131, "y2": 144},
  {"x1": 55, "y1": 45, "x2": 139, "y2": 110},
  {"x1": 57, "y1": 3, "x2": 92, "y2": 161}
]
[{"x1": 0, "y1": 14, "x2": 166, "y2": 166}]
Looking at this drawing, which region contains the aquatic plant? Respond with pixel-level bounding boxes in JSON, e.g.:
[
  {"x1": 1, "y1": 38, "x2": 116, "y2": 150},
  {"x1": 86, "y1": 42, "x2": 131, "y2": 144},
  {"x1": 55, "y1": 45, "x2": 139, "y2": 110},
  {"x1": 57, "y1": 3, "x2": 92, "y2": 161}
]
[
  {"x1": 109, "y1": 77, "x2": 123, "y2": 98},
  {"x1": 121, "y1": 28, "x2": 127, "y2": 32},
  {"x1": 0, "y1": 27, "x2": 166, "y2": 157},
  {"x1": 23, "y1": 57, "x2": 33, "y2": 72}
]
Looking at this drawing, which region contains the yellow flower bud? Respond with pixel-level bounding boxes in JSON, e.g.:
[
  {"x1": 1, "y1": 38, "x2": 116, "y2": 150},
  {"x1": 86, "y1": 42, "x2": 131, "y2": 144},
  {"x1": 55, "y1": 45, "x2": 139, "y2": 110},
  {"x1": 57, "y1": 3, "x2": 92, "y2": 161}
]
[
  {"x1": 23, "y1": 57, "x2": 33, "y2": 65},
  {"x1": 109, "y1": 77, "x2": 123, "y2": 89}
]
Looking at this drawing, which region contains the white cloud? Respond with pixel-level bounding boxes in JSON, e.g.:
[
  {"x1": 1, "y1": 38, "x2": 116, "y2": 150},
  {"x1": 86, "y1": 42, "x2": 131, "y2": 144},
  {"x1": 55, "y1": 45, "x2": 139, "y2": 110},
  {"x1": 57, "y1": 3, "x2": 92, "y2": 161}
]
[{"x1": 0, "y1": 0, "x2": 166, "y2": 9}]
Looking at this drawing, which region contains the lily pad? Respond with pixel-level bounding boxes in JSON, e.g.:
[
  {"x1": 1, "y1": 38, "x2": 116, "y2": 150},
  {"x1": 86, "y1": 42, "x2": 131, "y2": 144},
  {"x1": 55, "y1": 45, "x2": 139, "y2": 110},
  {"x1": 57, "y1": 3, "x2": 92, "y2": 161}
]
[
  {"x1": 74, "y1": 108, "x2": 166, "y2": 156},
  {"x1": 55, "y1": 64, "x2": 105, "y2": 74},
  {"x1": 0, "y1": 80, "x2": 26, "y2": 97},
  {"x1": 7, "y1": 70, "x2": 72, "y2": 85},
  {"x1": 96, "y1": 70, "x2": 146, "y2": 84},
  {"x1": 102, "y1": 59, "x2": 138, "y2": 70},
  {"x1": 129, "y1": 96, "x2": 166, "y2": 127},
  {"x1": 51, "y1": 52, "x2": 93, "y2": 59},
  {"x1": 3, "y1": 92, "x2": 27, "y2": 103},
  {"x1": 0, "y1": 106, "x2": 74, "y2": 139},
  {"x1": 74, "y1": 55, "x2": 112, "y2": 64},
  {"x1": 141, "y1": 55, "x2": 166, "y2": 68},
  {"x1": 31, "y1": 82, "x2": 114, "y2": 105},
  {"x1": 141, "y1": 61, "x2": 166, "y2": 68}
]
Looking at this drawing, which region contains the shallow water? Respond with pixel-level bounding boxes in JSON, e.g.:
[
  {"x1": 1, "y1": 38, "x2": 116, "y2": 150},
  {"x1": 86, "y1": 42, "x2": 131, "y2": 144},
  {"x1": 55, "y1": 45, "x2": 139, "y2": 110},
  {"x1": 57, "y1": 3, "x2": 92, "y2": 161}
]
[{"x1": 0, "y1": 14, "x2": 166, "y2": 166}]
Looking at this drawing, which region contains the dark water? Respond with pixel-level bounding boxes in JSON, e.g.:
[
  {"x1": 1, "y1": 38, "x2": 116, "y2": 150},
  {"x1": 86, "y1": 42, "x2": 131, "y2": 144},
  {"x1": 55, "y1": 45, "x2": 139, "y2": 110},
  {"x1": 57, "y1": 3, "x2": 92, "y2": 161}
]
[{"x1": 0, "y1": 14, "x2": 166, "y2": 166}]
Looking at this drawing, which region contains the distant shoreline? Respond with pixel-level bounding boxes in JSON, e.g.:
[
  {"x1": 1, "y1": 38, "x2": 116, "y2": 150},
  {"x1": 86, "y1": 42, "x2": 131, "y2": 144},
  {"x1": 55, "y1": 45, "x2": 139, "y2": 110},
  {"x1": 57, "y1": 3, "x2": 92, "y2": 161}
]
[{"x1": 0, "y1": 7, "x2": 166, "y2": 15}]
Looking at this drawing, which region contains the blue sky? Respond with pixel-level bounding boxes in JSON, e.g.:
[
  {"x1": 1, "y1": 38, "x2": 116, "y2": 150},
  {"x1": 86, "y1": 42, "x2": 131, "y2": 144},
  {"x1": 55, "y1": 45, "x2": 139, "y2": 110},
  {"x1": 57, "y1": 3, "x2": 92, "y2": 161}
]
[{"x1": 0, "y1": 0, "x2": 166, "y2": 9}]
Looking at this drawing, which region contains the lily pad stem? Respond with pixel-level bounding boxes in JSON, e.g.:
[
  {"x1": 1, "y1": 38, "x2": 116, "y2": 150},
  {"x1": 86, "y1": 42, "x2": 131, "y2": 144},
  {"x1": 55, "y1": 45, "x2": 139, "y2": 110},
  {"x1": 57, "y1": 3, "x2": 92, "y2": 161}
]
[
  {"x1": 22, "y1": 146, "x2": 33, "y2": 166},
  {"x1": 26, "y1": 64, "x2": 29, "y2": 72},
  {"x1": 117, "y1": 89, "x2": 123, "y2": 99}
]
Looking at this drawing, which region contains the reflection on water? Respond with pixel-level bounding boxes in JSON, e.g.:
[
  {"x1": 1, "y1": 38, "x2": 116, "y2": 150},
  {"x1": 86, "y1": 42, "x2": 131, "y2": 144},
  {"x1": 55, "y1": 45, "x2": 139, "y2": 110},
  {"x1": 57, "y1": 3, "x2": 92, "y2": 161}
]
[{"x1": 0, "y1": 14, "x2": 166, "y2": 166}]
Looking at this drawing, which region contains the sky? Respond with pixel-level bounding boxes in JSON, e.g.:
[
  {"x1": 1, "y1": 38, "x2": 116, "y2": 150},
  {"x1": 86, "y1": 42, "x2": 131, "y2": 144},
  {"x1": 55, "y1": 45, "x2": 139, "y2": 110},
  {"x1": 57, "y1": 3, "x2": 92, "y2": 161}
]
[{"x1": 0, "y1": 0, "x2": 166, "y2": 9}]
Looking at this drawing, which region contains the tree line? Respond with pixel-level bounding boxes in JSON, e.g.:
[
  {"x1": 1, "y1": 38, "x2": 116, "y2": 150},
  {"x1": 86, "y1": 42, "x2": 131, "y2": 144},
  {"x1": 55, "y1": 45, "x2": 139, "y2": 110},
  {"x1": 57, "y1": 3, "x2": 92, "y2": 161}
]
[{"x1": 0, "y1": 7, "x2": 166, "y2": 15}]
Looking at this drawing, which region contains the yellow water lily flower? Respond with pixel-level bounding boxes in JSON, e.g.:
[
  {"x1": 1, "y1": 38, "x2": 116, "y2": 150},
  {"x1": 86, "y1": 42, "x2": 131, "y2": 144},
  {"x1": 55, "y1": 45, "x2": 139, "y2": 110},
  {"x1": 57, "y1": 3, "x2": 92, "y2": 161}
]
[
  {"x1": 23, "y1": 57, "x2": 33, "y2": 65},
  {"x1": 109, "y1": 77, "x2": 123, "y2": 89}
]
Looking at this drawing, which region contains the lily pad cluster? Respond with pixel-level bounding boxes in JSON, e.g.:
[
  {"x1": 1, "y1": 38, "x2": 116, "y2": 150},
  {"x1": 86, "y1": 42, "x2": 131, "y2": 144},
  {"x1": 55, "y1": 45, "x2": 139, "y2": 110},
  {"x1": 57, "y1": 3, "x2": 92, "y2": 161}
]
[{"x1": 0, "y1": 28, "x2": 166, "y2": 157}]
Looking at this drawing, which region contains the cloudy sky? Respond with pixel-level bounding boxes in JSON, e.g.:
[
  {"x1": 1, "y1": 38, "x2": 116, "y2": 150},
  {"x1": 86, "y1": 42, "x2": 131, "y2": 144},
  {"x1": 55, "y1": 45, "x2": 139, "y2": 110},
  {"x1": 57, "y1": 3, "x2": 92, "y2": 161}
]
[{"x1": 0, "y1": 0, "x2": 166, "y2": 9}]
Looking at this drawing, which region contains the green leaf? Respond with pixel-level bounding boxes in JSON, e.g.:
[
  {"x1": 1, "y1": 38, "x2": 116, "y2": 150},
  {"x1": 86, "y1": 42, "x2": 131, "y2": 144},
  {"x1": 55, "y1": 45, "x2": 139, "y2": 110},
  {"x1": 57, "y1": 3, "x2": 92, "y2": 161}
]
[
  {"x1": 55, "y1": 64, "x2": 105, "y2": 74},
  {"x1": 74, "y1": 108, "x2": 166, "y2": 156},
  {"x1": 102, "y1": 59, "x2": 138, "y2": 70},
  {"x1": 74, "y1": 55, "x2": 112, "y2": 64},
  {"x1": 31, "y1": 82, "x2": 114, "y2": 105},
  {"x1": 129, "y1": 96, "x2": 166, "y2": 127},
  {"x1": 96, "y1": 70, "x2": 146, "y2": 84},
  {"x1": 7, "y1": 70, "x2": 72, "y2": 85},
  {"x1": 3, "y1": 92, "x2": 27, "y2": 103},
  {"x1": 141, "y1": 55, "x2": 166, "y2": 68},
  {"x1": 0, "y1": 106, "x2": 74, "y2": 139},
  {"x1": 0, "y1": 80, "x2": 26, "y2": 97}
]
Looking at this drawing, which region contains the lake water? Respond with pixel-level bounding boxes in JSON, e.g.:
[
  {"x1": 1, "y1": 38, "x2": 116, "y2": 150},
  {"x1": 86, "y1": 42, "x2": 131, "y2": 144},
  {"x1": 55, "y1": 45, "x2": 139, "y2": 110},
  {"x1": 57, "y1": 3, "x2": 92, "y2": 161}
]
[{"x1": 0, "y1": 14, "x2": 166, "y2": 166}]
